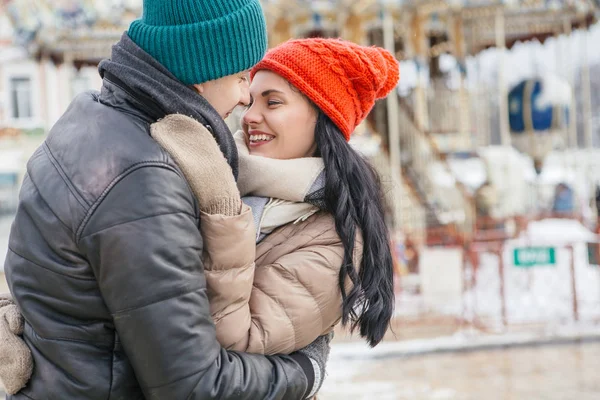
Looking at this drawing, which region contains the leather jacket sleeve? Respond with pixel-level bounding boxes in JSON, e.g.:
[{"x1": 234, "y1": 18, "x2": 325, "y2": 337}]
[{"x1": 77, "y1": 164, "x2": 310, "y2": 399}]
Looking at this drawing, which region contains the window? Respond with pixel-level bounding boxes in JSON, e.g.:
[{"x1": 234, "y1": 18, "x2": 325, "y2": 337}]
[{"x1": 10, "y1": 77, "x2": 32, "y2": 119}]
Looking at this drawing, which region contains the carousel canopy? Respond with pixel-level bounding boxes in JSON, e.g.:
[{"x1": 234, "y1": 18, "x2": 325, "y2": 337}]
[
  {"x1": 1, "y1": 0, "x2": 598, "y2": 61},
  {"x1": 2, "y1": 0, "x2": 140, "y2": 61},
  {"x1": 263, "y1": 0, "x2": 597, "y2": 56},
  {"x1": 460, "y1": 0, "x2": 597, "y2": 55}
]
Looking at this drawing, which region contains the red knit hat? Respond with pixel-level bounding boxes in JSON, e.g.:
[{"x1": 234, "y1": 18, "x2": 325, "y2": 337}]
[{"x1": 250, "y1": 38, "x2": 400, "y2": 141}]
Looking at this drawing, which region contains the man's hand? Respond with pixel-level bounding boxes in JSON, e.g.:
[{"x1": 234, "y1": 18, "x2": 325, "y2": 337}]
[
  {"x1": 294, "y1": 332, "x2": 333, "y2": 398},
  {"x1": 0, "y1": 293, "x2": 33, "y2": 395}
]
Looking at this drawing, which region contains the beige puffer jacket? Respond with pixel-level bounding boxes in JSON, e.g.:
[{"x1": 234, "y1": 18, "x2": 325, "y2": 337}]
[{"x1": 201, "y1": 207, "x2": 362, "y2": 355}]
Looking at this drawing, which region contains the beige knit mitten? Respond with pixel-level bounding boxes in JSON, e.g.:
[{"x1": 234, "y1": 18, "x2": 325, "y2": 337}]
[
  {"x1": 151, "y1": 114, "x2": 241, "y2": 216},
  {"x1": 0, "y1": 293, "x2": 33, "y2": 395}
]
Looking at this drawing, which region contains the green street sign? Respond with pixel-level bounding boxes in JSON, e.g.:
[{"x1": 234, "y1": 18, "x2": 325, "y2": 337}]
[{"x1": 513, "y1": 247, "x2": 556, "y2": 267}]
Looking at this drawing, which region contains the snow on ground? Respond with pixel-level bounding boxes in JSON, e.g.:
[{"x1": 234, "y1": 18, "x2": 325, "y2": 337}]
[
  {"x1": 320, "y1": 341, "x2": 600, "y2": 400},
  {"x1": 329, "y1": 324, "x2": 600, "y2": 361},
  {"x1": 321, "y1": 323, "x2": 600, "y2": 399},
  {"x1": 319, "y1": 355, "x2": 402, "y2": 400}
]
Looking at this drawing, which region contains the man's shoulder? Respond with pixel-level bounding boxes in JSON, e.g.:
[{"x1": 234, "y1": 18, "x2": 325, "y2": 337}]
[{"x1": 43, "y1": 93, "x2": 175, "y2": 205}]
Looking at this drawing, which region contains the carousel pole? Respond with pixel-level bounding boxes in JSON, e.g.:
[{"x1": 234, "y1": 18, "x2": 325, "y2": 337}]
[
  {"x1": 59, "y1": 51, "x2": 74, "y2": 114},
  {"x1": 581, "y1": 25, "x2": 593, "y2": 149},
  {"x1": 450, "y1": 12, "x2": 471, "y2": 151},
  {"x1": 557, "y1": 18, "x2": 579, "y2": 192},
  {"x1": 580, "y1": 26, "x2": 595, "y2": 216},
  {"x1": 551, "y1": 26, "x2": 570, "y2": 181},
  {"x1": 37, "y1": 52, "x2": 49, "y2": 132},
  {"x1": 383, "y1": 8, "x2": 403, "y2": 231},
  {"x1": 341, "y1": 3, "x2": 369, "y2": 45},
  {"x1": 271, "y1": 16, "x2": 293, "y2": 47},
  {"x1": 563, "y1": 18, "x2": 578, "y2": 149},
  {"x1": 411, "y1": 10, "x2": 430, "y2": 132},
  {"x1": 473, "y1": 21, "x2": 493, "y2": 148},
  {"x1": 553, "y1": 28, "x2": 568, "y2": 150},
  {"x1": 265, "y1": 1, "x2": 293, "y2": 47},
  {"x1": 495, "y1": 6, "x2": 510, "y2": 147}
]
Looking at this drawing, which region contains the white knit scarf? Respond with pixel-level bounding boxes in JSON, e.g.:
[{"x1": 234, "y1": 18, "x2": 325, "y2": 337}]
[{"x1": 235, "y1": 131, "x2": 325, "y2": 238}]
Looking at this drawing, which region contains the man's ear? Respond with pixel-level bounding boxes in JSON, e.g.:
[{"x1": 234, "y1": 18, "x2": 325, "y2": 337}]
[{"x1": 192, "y1": 83, "x2": 204, "y2": 94}]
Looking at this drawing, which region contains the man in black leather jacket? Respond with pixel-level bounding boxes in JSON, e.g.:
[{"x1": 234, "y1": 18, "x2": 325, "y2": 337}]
[{"x1": 3, "y1": 1, "x2": 327, "y2": 398}]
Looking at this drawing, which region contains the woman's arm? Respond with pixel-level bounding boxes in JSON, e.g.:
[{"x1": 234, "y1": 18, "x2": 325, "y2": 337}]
[
  {"x1": 212, "y1": 222, "x2": 348, "y2": 355},
  {"x1": 151, "y1": 114, "x2": 259, "y2": 349},
  {"x1": 200, "y1": 207, "x2": 257, "y2": 342}
]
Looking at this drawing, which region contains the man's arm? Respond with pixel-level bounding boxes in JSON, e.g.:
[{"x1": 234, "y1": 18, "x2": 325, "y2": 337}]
[{"x1": 77, "y1": 164, "x2": 312, "y2": 399}]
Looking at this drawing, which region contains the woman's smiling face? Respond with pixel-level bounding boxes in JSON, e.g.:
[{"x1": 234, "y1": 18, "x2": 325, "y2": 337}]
[{"x1": 242, "y1": 70, "x2": 318, "y2": 159}]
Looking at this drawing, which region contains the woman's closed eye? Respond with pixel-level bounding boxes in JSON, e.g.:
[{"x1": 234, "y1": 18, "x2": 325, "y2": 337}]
[
  {"x1": 267, "y1": 100, "x2": 283, "y2": 107},
  {"x1": 245, "y1": 98, "x2": 282, "y2": 109}
]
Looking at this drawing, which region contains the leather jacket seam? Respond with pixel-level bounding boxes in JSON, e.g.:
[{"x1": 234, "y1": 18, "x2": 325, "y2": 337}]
[
  {"x1": 75, "y1": 162, "x2": 183, "y2": 240},
  {"x1": 15, "y1": 392, "x2": 35, "y2": 399},
  {"x1": 112, "y1": 285, "x2": 204, "y2": 316},
  {"x1": 78, "y1": 210, "x2": 197, "y2": 240},
  {"x1": 143, "y1": 369, "x2": 208, "y2": 396},
  {"x1": 7, "y1": 247, "x2": 96, "y2": 281},
  {"x1": 25, "y1": 322, "x2": 112, "y2": 347},
  {"x1": 25, "y1": 169, "x2": 76, "y2": 236},
  {"x1": 43, "y1": 143, "x2": 91, "y2": 209}
]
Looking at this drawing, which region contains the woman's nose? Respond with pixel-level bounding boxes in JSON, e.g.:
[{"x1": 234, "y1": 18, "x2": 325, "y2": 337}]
[{"x1": 242, "y1": 103, "x2": 260, "y2": 125}]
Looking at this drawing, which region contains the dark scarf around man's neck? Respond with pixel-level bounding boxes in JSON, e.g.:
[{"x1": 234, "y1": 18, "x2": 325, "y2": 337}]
[{"x1": 98, "y1": 32, "x2": 238, "y2": 179}]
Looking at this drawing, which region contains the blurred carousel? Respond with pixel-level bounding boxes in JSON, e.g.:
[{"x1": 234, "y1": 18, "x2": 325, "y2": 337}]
[{"x1": 2, "y1": 0, "x2": 599, "y2": 244}]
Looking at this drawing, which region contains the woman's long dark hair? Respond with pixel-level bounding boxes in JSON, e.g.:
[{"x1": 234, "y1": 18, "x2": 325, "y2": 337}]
[{"x1": 314, "y1": 111, "x2": 395, "y2": 347}]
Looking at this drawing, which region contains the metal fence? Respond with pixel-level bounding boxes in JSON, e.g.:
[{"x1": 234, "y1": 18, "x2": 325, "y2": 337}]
[{"x1": 391, "y1": 216, "x2": 600, "y2": 340}]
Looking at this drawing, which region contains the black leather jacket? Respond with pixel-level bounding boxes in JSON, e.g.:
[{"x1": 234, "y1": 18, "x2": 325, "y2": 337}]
[{"x1": 5, "y1": 77, "x2": 310, "y2": 399}]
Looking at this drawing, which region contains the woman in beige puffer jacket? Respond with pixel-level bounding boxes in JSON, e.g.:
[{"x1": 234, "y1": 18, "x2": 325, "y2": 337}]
[
  {"x1": 154, "y1": 38, "x2": 399, "y2": 360},
  {"x1": 187, "y1": 38, "x2": 398, "y2": 358}
]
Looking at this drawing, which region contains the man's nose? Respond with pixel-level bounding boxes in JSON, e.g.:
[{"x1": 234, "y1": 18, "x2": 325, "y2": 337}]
[{"x1": 239, "y1": 84, "x2": 250, "y2": 106}]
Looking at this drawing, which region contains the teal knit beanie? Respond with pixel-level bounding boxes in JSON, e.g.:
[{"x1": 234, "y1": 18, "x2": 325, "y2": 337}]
[{"x1": 128, "y1": 0, "x2": 268, "y2": 85}]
